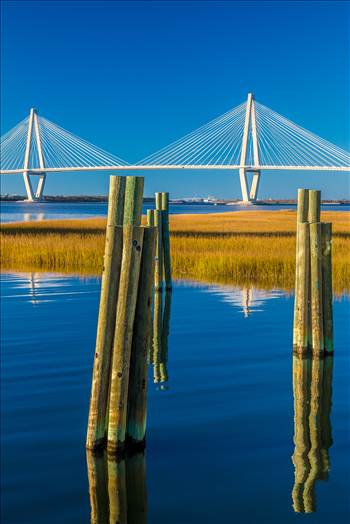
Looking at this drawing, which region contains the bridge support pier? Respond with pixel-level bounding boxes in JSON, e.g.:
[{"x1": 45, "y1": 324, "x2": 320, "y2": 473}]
[
  {"x1": 23, "y1": 172, "x2": 35, "y2": 202},
  {"x1": 249, "y1": 170, "x2": 261, "y2": 202},
  {"x1": 35, "y1": 174, "x2": 46, "y2": 200},
  {"x1": 239, "y1": 168, "x2": 250, "y2": 202},
  {"x1": 239, "y1": 168, "x2": 261, "y2": 203},
  {"x1": 22, "y1": 173, "x2": 46, "y2": 201}
]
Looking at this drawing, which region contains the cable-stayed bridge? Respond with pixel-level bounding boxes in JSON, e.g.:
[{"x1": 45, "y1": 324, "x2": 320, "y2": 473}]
[{"x1": 1, "y1": 93, "x2": 349, "y2": 202}]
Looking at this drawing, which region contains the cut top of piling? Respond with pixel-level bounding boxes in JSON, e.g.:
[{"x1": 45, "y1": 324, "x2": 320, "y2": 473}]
[
  {"x1": 308, "y1": 190, "x2": 321, "y2": 224},
  {"x1": 155, "y1": 192, "x2": 162, "y2": 210},
  {"x1": 107, "y1": 176, "x2": 126, "y2": 226},
  {"x1": 161, "y1": 192, "x2": 169, "y2": 212},
  {"x1": 146, "y1": 209, "x2": 155, "y2": 227},
  {"x1": 155, "y1": 192, "x2": 169, "y2": 212},
  {"x1": 124, "y1": 176, "x2": 144, "y2": 226},
  {"x1": 297, "y1": 188, "x2": 309, "y2": 223}
]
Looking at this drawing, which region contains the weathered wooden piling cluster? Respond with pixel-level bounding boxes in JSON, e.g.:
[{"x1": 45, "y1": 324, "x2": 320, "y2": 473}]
[
  {"x1": 292, "y1": 189, "x2": 335, "y2": 511},
  {"x1": 293, "y1": 189, "x2": 333, "y2": 355},
  {"x1": 86, "y1": 176, "x2": 172, "y2": 455}
]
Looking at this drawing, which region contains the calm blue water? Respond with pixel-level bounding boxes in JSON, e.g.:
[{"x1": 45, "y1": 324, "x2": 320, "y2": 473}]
[
  {"x1": 1, "y1": 201, "x2": 349, "y2": 223},
  {"x1": 1, "y1": 273, "x2": 350, "y2": 523}
]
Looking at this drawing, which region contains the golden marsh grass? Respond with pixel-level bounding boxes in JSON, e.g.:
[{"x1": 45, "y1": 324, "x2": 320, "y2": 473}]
[{"x1": 1, "y1": 210, "x2": 349, "y2": 292}]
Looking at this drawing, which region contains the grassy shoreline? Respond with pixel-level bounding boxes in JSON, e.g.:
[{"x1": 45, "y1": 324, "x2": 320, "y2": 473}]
[{"x1": 1, "y1": 210, "x2": 349, "y2": 292}]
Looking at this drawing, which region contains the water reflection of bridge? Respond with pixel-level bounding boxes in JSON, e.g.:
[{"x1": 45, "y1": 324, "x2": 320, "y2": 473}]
[
  {"x1": 203, "y1": 285, "x2": 286, "y2": 317},
  {"x1": 23, "y1": 212, "x2": 45, "y2": 222},
  {"x1": 13, "y1": 272, "x2": 57, "y2": 305},
  {"x1": 14, "y1": 272, "x2": 96, "y2": 305}
]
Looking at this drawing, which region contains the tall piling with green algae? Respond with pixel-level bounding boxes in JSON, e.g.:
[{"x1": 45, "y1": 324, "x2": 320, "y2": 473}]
[{"x1": 86, "y1": 176, "x2": 125, "y2": 451}]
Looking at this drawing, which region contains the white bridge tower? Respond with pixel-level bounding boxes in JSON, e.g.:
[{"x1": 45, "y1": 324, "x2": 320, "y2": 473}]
[
  {"x1": 239, "y1": 93, "x2": 261, "y2": 203},
  {"x1": 23, "y1": 108, "x2": 46, "y2": 202}
]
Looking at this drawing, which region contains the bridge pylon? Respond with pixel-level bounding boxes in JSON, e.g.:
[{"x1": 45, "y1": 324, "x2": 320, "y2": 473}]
[
  {"x1": 239, "y1": 92, "x2": 261, "y2": 203},
  {"x1": 23, "y1": 108, "x2": 46, "y2": 202}
]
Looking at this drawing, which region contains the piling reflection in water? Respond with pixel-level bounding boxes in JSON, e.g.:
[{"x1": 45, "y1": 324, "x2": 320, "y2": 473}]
[
  {"x1": 86, "y1": 451, "x2": 147, "y2": 524},
  {"x1": 291, "y1": 355, "x2": 334, "y2": 513},
  {"x1": 151, "y1": 291, "x2": 172, "y2": 388},
  {"x1": 86, "y1": 452, "x2": 109, "y2": 524}
]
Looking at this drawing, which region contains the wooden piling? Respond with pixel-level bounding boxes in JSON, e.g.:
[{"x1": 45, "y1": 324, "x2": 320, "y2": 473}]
[
  {"x1": 310, "y1": 222, "x2": 324, "y2": 354},
  {"x1": 307, "y1": 190, "x2": 321, "y2": 348},
  {"x1": 161, "y1": 192, "x2": 172, "y2": 290},
  {"x1": 124, "y1": 176, "x2": 144, "y2": 226},
  {"x1": 153, "y1": 210, "x2": 163, "y2": 291},
  {"x1": 294, "y1": 188, "x2": 311, "y2": 351},
  {"x1": 308, "y1": 190, "x2": 321, "y2": 224},
  {"x1": 297, "y1": 188, "x2": 309, "y2": 226},
  {"x1": 155, "y1": 192, "x2": 162, "y2": 211},
  {"x1": 321, "y1": 223, "x2": 333, "y2": 353},
  {"x1": 126, "y1": 227, "x2": 156, "y2": 447},
  {"x1": 145, "y1": 209, "x2": 155, "y2": 365},
  {"x1": 146, "y1": 209, "x2": 154, "y2": 227},
  {"x1": 161, "y1": 191, "x2": 168, "y2": 212},
  {"x1": 107, "y1": 226, "x2": 144, "y2": 454},
  {"x1": 107, "y1": 176, "x2": 127, "y2": 226},
  {"x1": 86, "y1": 176, "x2": 125, "y2": 451},
  {"x1": 293, "y1": 222, "x2": 310, "y2": 352}
]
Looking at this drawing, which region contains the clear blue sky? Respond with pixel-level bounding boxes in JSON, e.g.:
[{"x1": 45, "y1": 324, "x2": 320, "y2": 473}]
[{"x1": 1, "y1": 0, "x2": 349, "y2": 198}]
